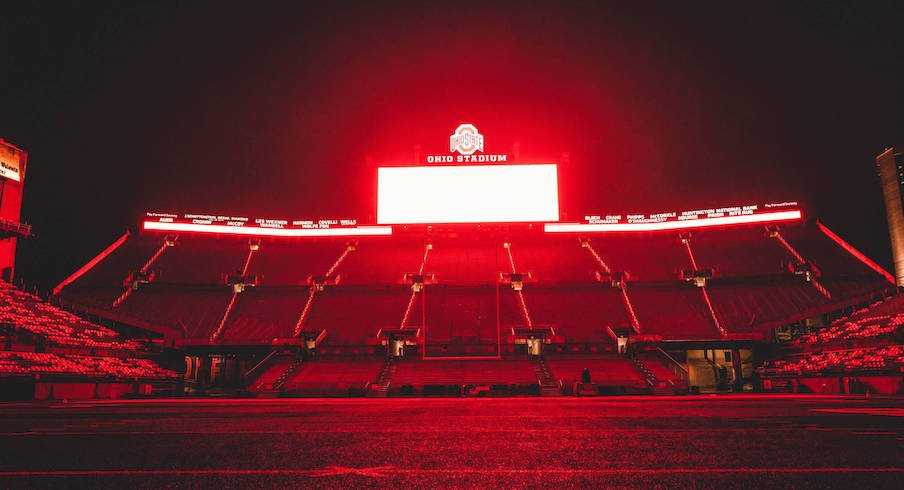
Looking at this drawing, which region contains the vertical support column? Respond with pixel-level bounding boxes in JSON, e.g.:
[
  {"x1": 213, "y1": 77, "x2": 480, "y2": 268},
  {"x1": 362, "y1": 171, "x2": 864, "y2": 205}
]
[
  {"x1": 113, "y1": 238, "x2": 172, "y2": 308},
  {"x1": 210, "y1": 244, "x2": 257, "y2": 343},
  {"x1": 681, "y1": 234, "x2": 726, "y2": 337},
  {"x1": 732, "y1": 348, "x2": 743, "y2": 392},
  {"x1": 400, "y1": 243, "x2": 432, "y2": 329},
  {"x1": 876, "y1": 148, "x2": 904, "y2": 287},
  {"x1": 294, "y1": 241, "x2": 356, "y2": 338},
  {"x1": 197, "y1": 355, "x2": 212, "y2": 394},
  {"x1": 581, "y1": 237, "x2": 641, "y2": 332},
  {"x1": 496, "y1": 279, "x2": 502, "y2": 357},
  {"x1": 504, "y1": 243, "x2": 533, "y2": 327},
  {"x1": 772, "y1": 231, "x2": 832, "y2": 300}
]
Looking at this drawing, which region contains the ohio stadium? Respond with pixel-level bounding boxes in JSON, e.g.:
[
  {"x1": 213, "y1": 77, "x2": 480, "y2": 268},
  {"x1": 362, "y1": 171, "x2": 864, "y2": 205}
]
[
  {"x1": 5, "y1": 4, "x2": 904, "y2": 487},
  {"x1": 3, "y1": 127, "x2": 902, "y2": 401}
]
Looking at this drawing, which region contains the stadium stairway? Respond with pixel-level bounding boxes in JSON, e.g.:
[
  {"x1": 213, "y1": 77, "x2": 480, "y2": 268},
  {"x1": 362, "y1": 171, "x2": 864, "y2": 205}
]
[
  {"x1": 269, "y1": 357, "x2": 304, "y2": 392},
  {"x1": 369, "y1": 357, "x2": 397, "y2": 397},
  {"x1": 246, "y1": 353, "x2": 290, "y2": 393},
  {"x1": 630, "y1": 356, "x2": 658, "y2": 390},
  {"x1": 532, "y1": 356, "x2": 562, "y2": 396},
  {"x1": 630, "y1": 353, "x2": 687, "y2": 395}
]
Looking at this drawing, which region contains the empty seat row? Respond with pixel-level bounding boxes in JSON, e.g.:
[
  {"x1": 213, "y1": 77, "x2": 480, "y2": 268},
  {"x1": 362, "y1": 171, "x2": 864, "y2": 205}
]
[
  {"x1": 794, "y1": 294, "x2": 904, "y2": 346},
  {"x1": 1, "y1": 280, "x2": 141, "y2": 350},
  {"x1": 759, "y1": 345, "x2": 904, "y2": 376},
  {"x1": 0, "y1": 351, "x2": 176, "y2": 379}
]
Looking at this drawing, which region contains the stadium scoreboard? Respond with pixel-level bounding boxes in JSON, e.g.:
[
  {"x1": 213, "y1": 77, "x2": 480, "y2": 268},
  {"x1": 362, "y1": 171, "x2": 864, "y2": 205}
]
[{"x1": 141, "y1": 124, "x2": 802, "y2": 235}]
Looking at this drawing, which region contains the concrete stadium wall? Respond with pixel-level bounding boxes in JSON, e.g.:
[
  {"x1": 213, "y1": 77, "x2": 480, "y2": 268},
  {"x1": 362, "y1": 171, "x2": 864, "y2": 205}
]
[
  {"x1": 798, "y1": 377, "x2": 842, "y2": 394},
  {"x1": 858, "y1": 376, "x2": 903, "y2": 395},
  {"x1": 34, "y1": 381, "x2": 149, "y2": 400},
  {"x1": 794, "y1": 376, "x2": 903, "y2": 395}
]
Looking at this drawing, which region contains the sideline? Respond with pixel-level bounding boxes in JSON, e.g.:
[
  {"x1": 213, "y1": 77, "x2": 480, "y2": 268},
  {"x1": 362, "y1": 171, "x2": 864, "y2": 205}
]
[{"x1": 0, "y1": 467, "x2": 901, "y2": 477}]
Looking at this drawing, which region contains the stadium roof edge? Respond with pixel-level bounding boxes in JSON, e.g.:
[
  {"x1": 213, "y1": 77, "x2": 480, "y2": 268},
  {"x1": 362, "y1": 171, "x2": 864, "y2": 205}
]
[
  {"x1": 816, "y1": 220, "x2": 896, "y2": 284},
  {"x1": 53, "y1": 231, "x2": 130, "y2": 296}
]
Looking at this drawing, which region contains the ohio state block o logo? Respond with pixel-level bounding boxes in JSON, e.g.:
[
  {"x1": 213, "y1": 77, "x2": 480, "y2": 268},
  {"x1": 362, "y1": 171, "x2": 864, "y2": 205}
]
[{"x1": 449, "y1": 124, "x2": 485, "y2": 156}]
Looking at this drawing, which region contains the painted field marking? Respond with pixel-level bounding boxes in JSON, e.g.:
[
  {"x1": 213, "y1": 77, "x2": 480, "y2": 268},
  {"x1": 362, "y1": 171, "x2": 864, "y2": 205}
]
[{"x1": 0, "y1": 467, "x2": 902, "y2": 478}]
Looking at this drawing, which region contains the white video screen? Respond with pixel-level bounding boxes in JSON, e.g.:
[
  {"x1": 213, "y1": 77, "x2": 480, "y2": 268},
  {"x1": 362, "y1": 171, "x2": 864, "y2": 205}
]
[{"x1": 377, "y1": 164, "x2": 559, "y2": 224}]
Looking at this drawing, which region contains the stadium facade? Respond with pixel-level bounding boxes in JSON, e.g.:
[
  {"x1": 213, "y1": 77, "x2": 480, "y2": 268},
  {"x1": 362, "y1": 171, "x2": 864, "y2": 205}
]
[
  {"x1": 45, "y1": 125, "x2": 901, "y2": 397},
  {"x1": 2, "y1": 128, "x2": 902, "y2": 398}
]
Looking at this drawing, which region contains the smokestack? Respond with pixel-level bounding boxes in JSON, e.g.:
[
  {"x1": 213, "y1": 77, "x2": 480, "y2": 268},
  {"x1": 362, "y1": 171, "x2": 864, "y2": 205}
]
[{"x1": 876, "y1": 147, "x2": 904, "y2": 287}]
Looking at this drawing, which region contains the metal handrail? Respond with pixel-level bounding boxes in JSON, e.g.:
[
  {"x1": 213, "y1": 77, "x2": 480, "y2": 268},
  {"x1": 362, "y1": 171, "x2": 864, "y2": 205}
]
[
  {"x1": 656, "y1": 347, "x2": 689, "y2": 378},
  {"x1": 244, "y1": 349, "x2": 280, "y2": 380}
]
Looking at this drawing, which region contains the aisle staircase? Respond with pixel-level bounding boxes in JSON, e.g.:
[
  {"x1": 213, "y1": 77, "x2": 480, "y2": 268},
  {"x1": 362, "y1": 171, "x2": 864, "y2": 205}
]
[
  {"x1": 370, "y1": 357, "x2": 397, "y2": 397},
  {"x1": 270, "y1": 358, "x2": 304, "y2": 392},
  {"x1": 532, "y1": 356, "x2": 562, "y2": 396},
  {"x1": 631, "y1": 353, "x2": 687, "y2": 395}
]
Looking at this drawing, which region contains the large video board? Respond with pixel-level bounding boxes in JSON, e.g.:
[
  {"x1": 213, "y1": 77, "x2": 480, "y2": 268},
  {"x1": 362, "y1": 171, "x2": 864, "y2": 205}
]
[{"x1": 377, "y1": 164, "x2": 559, "y2": 224}]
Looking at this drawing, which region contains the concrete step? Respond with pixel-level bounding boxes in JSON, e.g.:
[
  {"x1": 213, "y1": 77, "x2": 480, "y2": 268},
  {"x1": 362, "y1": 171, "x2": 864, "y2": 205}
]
[{"x1": 652, "y1": 385, "x2": 676, "y2": 396}]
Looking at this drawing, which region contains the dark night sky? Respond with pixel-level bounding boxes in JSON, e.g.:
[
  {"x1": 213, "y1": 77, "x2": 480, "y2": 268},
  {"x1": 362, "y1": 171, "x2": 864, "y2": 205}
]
[{"x1": 1, "y1": 1, "x2": 902, "y2": 293}]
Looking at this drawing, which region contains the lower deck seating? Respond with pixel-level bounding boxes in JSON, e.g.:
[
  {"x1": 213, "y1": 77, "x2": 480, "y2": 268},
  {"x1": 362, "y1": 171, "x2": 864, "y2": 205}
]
[
  {"x1": 281, "y1": 358, "x2": 384, "y2": 391},
  {"x1": 0, "y1": 351, "x2": 176, "y2": 379},
  {"x1": 391, "y1": 358, "x2": 537, "y2": 386},
  {"x1": 544, "y1": 354, "x2": 646, "y2": 387},
  {"x1": 759, "y1": 345, "x2": 904, "y2": 376}
]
